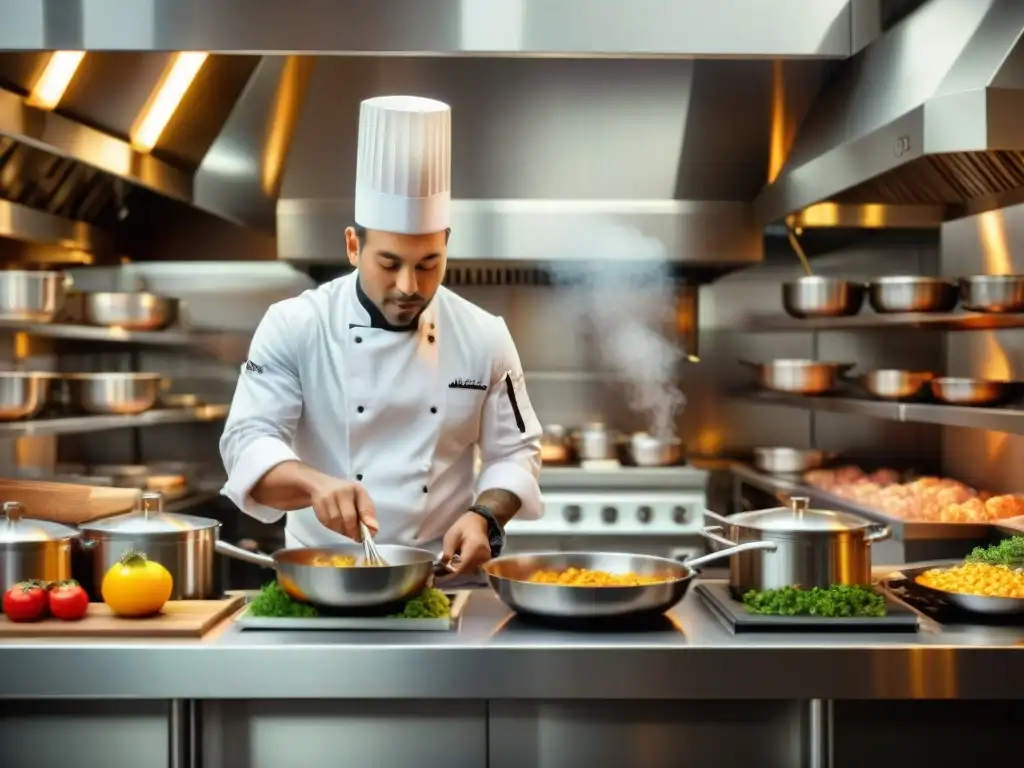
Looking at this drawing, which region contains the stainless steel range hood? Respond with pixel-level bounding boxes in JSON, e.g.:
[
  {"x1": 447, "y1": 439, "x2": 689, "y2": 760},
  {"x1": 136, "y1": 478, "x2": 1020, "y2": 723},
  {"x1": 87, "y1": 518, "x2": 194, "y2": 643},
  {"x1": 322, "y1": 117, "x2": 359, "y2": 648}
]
[{"x1": 757, "y1": 0, "x2": 1024, "y2": 226}]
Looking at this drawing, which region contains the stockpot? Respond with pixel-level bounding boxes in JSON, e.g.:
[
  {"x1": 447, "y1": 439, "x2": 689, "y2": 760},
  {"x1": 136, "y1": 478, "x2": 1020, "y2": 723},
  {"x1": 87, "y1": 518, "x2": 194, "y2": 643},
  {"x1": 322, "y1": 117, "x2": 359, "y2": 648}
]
[
  {"x1": 0, "y1": 501, "x2": 77, "y2": 599},
  {"x1": 77, "y1": 491, "x2": 222, "y2": 600},
  {"x1": 703, "y1": 496, "x2": 890, "y2": 594}
]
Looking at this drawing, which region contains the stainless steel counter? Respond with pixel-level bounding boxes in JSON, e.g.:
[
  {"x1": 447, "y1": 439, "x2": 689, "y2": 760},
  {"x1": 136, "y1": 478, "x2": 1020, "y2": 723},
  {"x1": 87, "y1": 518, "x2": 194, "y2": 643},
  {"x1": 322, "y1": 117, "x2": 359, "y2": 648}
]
[{"x1": 1, "y1": 580, "x2": 1022, "y2": 701}]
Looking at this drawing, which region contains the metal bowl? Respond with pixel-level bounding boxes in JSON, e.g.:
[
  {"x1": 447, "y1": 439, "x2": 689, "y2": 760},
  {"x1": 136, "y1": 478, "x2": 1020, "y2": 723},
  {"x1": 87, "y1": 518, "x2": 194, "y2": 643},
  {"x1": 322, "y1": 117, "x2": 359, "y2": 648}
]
[
  {"x1": 0, "y1": 372, "x2": 56, "y2": 420},
  {"x1": 741, "y1": 359, "x2": 854, "y2": 395},
  {"x1": 483, "y1": 544, "x2": 777, "y2": 620},
  {"x1": 867, "y1": 276, "x2": 959, "y2": 313},
  {"x1": 65, "y1": 291, "x2": 179, "y2": 331},
  {"x1": 900, "y1": 564, "x2": 1024, "y2": 616},
  {"x1": 929, "y1": 377, "x2": 1014, "y2": 407},
  {"x1": 0, "y1": 270, "x2": 70, "y2": 323},
  {"x1": 782, "y1": 276, "x2": 866, "y2": 319},
  {"x1": 752, "y1": 447, "x2": 830, "y2": 475},
  {"x1": 959, "y1": 275, "x2": 1024, "y2": 313},
  {"x1": 64, "y1": 373, "x2": 161, "y2": 415},
  {"x1": 859, "y1": 370, "x2": 934, "y2": 401}
]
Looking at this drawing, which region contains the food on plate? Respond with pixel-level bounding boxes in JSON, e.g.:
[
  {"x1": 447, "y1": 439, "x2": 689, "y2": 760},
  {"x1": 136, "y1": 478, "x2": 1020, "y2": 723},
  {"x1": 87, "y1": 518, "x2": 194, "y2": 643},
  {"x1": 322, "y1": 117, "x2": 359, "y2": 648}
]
[
  {"x1": 964, "y1": 536, "x2": 1024, "y2": 566},
  {"x1": 3, "y1": 580, "x2": 49, "y2": 622},
  {"x1": 101, "y1": 550, "x2": 174, "y2": 618},
  {"x1": 915, "y1": 562, "x2": 1024, "y2": 599},
  {"x1": 48, "y1": 580, "x2": 89, "y2": 621},
  {"x1": 802, "y1": 465, "x2": 1024, "y2": 522},
  {"x1": 742, "y1": 584, "x2": 886, "y2": 617},
  {"x1": 308, "y1": 553, "x2": 358, "y2": 567},
  {"x1": 526, "y1": 567, "x2": 671, "y2": 587},
  {"x1": 247, "y1": 581, "x2": 451, "y2": 619}
]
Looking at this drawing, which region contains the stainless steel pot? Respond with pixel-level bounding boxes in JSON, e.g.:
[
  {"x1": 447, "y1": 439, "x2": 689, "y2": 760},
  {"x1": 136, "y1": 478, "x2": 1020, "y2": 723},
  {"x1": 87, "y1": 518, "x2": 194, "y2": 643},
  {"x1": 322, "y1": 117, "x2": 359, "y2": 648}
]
[
  {"x1": 64, "y1": 372, "x2": 161, "y2": 415},
  {"x1": 703, "y1": 497, "x2": 890, "y2": 594},
  {"x1": 0, "y1": 270, "x2": 71, "y2": 322},
  {"x1": 782, "y1": 276, "x2": 866, "y2": 319},
  {"x1": 540, "y1": 424, "x2": 571, "y2": 464},
  {"x1": 929, "y1": 377, "x2": 1015, "y2": 406},
  {"x1": 573, "y1": 422, "x2": 620, "y2": 461},
  {"x1": 858, "y1": 369, "x2": 934, "y2": 401},
  {"x1": 867, "y1": 276, "x2": 959, "y2": 313},
  {"x1": 0, "y1": 501, "x2": 78, "y2": 600},
  {"x1": 0, "y1": 372, "x2": 57, "y2": 420},
  {"x1": 741, "y1": 359, "x2": 854, "y2": 395},
  {"x1": 627, "y1": 431, "x2": 683, "y2": 466},
  {"x1": 77, "y1": 492, "x2": 221, "y2": 600},
  {"x1": 65, "y1": 291, "x2": 179, "y2": 331},
  {"x1": 959, "y1": 275, "x2": 1024, "y2": 314},
  {"x1": 752, "y1": 447, "x2": 830, "y2": 475}
]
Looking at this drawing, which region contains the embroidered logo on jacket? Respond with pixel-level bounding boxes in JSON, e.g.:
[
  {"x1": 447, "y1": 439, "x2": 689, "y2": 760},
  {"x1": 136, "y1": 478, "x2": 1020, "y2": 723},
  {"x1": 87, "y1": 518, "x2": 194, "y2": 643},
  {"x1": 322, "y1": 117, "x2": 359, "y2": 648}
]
[
  {"x1": 245, "y1": 360, "x2": 264, "y2": 375},
  {"x1": 448, "y1": 378, "x2": 486, "y2": 391}
]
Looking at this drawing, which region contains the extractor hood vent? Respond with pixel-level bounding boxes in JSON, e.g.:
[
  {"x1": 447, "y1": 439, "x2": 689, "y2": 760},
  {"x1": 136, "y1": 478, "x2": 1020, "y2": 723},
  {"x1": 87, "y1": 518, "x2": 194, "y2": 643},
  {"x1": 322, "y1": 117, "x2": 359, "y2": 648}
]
[{"x1": 757, "y1": 0, "x2": 1024, "y2": 225}]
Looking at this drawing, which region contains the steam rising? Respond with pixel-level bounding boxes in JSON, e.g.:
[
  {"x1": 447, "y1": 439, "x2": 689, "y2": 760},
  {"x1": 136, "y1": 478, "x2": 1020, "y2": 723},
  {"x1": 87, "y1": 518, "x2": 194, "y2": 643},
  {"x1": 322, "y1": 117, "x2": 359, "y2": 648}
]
[{"x1": 548, "y1": 223, "x2": 687, "y2": 440}]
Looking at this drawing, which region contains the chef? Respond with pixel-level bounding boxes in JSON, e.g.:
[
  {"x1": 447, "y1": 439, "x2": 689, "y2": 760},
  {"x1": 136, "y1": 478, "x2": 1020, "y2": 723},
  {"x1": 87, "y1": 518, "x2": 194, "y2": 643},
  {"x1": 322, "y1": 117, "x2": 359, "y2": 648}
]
[{"x1": 219, "y1": 95, "x2": 543, "y2": 573}]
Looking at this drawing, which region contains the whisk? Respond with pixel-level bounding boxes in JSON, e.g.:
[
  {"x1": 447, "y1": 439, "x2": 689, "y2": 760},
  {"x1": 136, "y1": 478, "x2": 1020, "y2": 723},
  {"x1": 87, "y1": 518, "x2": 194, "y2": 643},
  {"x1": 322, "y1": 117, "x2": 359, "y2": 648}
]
[{"x1": 359, "y1": 521, "x2": 388, "y2": 567}]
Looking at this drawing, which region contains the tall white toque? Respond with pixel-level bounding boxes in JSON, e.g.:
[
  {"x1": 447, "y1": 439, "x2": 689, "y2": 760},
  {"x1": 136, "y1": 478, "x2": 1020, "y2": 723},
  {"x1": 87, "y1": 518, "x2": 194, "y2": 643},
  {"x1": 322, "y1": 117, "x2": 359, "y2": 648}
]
[{"x1": 353, "y1": 95, "x2": 452, "y2": 235}]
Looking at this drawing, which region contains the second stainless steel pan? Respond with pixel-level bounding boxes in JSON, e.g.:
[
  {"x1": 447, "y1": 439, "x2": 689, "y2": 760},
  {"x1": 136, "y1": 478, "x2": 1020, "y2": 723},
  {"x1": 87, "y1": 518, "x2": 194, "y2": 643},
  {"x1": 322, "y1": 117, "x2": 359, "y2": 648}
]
[
  {"x1": 741, "y1": 359, "x2": 854, "y2": 395},
  {"x1": 482, "y1": 541, "x2": 778, "y2": 620},
  {"x1": 215, "y1": 540, "x2": 454, "y2": 608}
]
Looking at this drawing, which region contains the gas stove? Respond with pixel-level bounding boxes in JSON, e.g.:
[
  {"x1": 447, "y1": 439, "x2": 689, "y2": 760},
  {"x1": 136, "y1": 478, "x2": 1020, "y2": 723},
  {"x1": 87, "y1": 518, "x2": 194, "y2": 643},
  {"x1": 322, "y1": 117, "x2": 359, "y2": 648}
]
[{"x1": 504, "y1": 464, "x2": 708, "y2": 560}]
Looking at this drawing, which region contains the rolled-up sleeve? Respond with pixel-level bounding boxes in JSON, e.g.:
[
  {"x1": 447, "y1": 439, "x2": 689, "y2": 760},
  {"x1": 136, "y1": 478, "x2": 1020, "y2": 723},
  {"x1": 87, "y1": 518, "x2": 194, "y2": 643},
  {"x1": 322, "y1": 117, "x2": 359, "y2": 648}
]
[
  {"x1": 219, "y1": 303, "x2": 304, "y2": 523},
  {"x1": 475, "y1": 317, "x2": 543, "y2": 520}
]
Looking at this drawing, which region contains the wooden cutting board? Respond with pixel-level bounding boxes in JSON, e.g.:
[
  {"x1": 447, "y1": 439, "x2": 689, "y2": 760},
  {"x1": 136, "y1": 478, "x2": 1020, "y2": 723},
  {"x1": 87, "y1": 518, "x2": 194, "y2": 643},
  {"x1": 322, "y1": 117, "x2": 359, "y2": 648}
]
[
  {"x1": 0, "y1": 479, "x2": 140, "y2": 524},
  {"x1": 0, "y1": 594, "x2": 244, "y2": 638}
]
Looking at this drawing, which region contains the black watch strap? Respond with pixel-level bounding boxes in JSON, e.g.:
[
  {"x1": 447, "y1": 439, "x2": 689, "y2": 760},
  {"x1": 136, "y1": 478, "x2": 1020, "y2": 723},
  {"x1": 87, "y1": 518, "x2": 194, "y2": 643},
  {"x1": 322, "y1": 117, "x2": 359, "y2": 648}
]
[{"x1": 468, "y1": 504, "x2": 505, "y2": 558}]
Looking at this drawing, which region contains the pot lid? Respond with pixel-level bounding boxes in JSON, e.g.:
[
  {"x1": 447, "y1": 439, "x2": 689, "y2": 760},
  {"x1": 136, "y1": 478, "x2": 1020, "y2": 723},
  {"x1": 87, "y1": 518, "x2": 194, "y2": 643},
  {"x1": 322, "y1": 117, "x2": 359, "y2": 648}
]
[
  {"x1": 0, "y1": 501, "x2": 80, "y2": 543},
  {"x1": 80, "y1": 492, "x2": 220, "y2": 534},
  {"x1": 730, "y1": 496, "x2": 873, "y2": 532}
]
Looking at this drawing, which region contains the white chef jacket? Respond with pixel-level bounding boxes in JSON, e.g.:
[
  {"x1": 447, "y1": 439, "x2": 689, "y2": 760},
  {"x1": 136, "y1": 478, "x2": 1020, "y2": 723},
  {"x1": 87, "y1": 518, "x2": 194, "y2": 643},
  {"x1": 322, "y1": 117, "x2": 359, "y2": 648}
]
[{"x1": 219, "y1": 271, "x2": 543, "y2": 550}]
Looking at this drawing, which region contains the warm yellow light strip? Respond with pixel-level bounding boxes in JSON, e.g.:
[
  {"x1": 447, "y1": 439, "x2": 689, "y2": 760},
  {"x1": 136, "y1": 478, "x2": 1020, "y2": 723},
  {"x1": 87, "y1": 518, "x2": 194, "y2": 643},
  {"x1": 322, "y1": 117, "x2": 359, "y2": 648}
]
[
  {"x1": 26, "y1": 51, "x2": 85, "y2": 111},
  {"x1": 131, "y1": 51, "x2": 208, "y2": 153}
]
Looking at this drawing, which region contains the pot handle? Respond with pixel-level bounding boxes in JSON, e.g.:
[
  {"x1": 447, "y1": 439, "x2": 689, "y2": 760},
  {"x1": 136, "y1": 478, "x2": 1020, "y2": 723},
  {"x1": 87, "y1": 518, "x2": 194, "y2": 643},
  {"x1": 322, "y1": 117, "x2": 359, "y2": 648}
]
[
  {"x1": 215, "y1": 539, "x2": 276, "y2": 568},
  {"x1": 702, "y1": 508, "x2": 729, "y2": 525},
  {"x1": 865, "y1": 524, "x2": 891, "y2": 544},
  {"x1": 700, "y1": 524, "x2": 739, "y2": 549},
  {"x1": 683, "y1": 539, "x2": 778, "y2": 571}
]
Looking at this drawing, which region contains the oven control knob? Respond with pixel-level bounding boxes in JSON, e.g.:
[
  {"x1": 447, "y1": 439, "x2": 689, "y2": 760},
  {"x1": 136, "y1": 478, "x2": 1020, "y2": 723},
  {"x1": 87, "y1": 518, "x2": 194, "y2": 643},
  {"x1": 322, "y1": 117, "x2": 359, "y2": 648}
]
[
  {"x1": 637, "y1": 505, "x2": 653, "y2": 524},
  {"x1": 563, "y1": 505, "x2": 582, "y2": 523},
  {"x1": 672, "y1": 505, "x2": 690, "y2": 525},
  {"x1": 601, "y1": 506, "x2": 618, "y2": 524}
]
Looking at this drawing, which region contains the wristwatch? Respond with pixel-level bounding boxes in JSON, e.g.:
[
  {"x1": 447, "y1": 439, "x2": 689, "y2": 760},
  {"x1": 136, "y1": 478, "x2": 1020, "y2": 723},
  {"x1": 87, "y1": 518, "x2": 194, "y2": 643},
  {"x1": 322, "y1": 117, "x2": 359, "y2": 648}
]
[{"x1": 468, "y1": 504, "x2": 506, "y2": 558}]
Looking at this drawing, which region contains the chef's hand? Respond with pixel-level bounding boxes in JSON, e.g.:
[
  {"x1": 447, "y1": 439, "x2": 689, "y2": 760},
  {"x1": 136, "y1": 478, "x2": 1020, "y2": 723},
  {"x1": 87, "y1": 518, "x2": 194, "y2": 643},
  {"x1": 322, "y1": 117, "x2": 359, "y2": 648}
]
[
  {"x1": 308, "y1": 475, "x2": 378, "y2": 541},
  {"x1": 441, "y1": 512, "x2": 492, "y2": 574}
]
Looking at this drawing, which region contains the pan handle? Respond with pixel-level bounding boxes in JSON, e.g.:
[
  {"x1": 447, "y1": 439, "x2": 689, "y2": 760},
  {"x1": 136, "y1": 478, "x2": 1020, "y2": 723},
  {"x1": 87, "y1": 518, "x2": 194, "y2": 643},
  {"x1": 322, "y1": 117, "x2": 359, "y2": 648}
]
[
  {"x1": 215, "y1": 539, "x2": 276, "y2": 568},
  {"x1": 700, "y1": 524, "x2": 739, "y2": 549},
  {"x1": 682, "y1": 539, "x2": 778, "y2": 571},
  {"x1": 432, "y1": 554, "x2": 461, "y2": 577}
]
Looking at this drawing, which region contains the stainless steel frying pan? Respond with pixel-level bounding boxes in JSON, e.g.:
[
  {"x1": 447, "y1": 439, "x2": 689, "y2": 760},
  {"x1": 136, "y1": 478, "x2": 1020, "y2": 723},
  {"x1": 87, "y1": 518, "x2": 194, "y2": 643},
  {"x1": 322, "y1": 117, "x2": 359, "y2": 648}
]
[
  {"x1": 215, "y1": 540, "x2": 454, "y2": 608},
  {"x1": 898, "y1": 563, "x2": 1024, "y2": 616}
]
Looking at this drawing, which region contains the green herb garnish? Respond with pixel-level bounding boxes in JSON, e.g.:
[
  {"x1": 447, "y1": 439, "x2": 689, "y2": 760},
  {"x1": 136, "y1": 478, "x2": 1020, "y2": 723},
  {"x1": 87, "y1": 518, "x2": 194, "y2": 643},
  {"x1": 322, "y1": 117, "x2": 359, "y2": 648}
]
[
  {"x1": 248, "y1": 582, "x2": 319, "y2": 618},
  {"x1": 742, "y1": 584, "x2": 886, "y2": 618},
  {"x1": 964, "y1": 536, "x2": 1024, "y2": 567},
  {"x1": 247, "y1": 582, "x2": 451, "y2": 620}
]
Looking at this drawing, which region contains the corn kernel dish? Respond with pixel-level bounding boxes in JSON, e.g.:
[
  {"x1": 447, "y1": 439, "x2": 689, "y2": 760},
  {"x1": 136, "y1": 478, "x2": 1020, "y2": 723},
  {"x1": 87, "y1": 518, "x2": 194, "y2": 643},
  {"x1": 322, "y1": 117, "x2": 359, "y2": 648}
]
[
  {"x1": 915, "y1": 562, "x2": 1024, "y2": 599},
  {"x1": 526, "y1": 567, "x2": 673, "y2": 587}
]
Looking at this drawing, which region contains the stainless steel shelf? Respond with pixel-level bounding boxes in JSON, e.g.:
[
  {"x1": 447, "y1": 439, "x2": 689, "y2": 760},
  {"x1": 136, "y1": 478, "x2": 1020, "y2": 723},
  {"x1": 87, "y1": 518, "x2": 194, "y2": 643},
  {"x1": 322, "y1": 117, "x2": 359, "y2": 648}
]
[
  {"x1": 740, "y1": 392, "x2": 1024, "y2": 436},
  {"x1": 730, "y1": 462, "x2": 992, "y2": 541},
  {"x1": 0, "y1": 319, "x2": 250, "y2": 353},
  {"x1": 738, "y1": 311, "x2": 1024, "y2": 332},
  {"x1": 0, "y1": 405, "x2": 229, "y2": 436}
]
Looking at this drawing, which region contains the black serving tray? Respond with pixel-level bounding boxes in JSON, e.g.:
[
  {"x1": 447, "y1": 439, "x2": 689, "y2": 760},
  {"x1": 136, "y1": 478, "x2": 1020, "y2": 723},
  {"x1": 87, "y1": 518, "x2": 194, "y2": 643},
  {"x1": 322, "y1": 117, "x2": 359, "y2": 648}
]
[{"x1": 695, "y1": 581, "x2": 919, "y2": 634}]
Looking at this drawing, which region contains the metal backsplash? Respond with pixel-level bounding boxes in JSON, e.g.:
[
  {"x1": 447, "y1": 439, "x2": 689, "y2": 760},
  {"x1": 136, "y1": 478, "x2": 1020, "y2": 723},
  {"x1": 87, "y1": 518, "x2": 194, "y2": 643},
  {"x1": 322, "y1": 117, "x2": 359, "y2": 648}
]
[{"x1": 940, "y1": 204, "x2": 1024, "y2": 493}]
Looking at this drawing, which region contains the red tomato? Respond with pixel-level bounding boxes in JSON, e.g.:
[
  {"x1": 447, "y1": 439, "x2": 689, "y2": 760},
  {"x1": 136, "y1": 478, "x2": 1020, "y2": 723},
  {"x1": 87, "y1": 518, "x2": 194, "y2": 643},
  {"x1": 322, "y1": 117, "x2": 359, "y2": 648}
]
[
  {"x1": 3, "y1": 581, "x2": 49, "y2": 622},
  {"x1": 48, "y1": 580, "x2": 89, "y2": 621}
]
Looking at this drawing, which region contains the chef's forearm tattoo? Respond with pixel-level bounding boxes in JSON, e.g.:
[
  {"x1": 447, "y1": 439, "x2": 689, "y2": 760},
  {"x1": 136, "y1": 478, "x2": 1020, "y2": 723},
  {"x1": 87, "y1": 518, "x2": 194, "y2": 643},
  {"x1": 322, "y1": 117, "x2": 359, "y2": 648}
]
[{"x1": 473, "y1": 488, "x2": 521, "y2": 526}]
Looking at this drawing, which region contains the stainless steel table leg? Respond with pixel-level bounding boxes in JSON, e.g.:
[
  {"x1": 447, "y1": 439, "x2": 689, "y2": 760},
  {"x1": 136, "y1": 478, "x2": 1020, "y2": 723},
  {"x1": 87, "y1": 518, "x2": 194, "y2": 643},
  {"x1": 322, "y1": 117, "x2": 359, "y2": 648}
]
[
  {"x1": 169, "y1": 699, "x2": 199, "y2": 768},
  {"x1": 805, "y1": 698, "x2": 833, "y2": 768}
]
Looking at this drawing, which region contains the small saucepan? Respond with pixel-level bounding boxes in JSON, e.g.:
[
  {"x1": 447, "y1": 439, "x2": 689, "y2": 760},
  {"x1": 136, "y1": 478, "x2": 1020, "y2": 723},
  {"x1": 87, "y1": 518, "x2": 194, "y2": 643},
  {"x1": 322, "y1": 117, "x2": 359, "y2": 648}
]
[
  {"x1": 626, "y1": 432, "x2": 684, "y2": 466},
  {"x1": 215, "y1": 540, "x2": 455, "y2": 608}
]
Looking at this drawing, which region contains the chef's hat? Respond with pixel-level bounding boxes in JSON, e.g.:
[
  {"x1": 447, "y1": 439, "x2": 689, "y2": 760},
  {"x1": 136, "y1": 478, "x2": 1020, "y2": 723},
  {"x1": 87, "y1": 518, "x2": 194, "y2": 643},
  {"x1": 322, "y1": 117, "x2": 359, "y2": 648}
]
[{"x1": 354, "y1": 95, "x2": 451, "y2": 235}]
